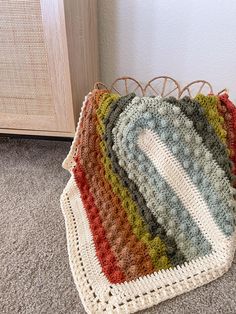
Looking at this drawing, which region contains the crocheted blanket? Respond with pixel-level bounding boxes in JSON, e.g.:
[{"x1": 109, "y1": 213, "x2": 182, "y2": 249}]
[{"x1": 61, "y1": 90, "x2": 236, "y2": 314}]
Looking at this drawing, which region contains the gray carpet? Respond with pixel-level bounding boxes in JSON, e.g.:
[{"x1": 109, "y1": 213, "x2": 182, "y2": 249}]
[{"x1": 1, "y1": 137, "x2": 236, "y2": 314}]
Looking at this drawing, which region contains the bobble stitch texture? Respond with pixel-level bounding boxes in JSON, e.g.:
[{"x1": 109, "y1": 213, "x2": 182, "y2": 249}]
[{"x1": 61, "y1": 89, "x2": 236, "y2": 314}]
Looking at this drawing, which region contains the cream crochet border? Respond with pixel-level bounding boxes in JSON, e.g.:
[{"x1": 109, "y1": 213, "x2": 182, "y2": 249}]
[{"x1": 60, "y1": 95, "x2": 236, "y2": 313}]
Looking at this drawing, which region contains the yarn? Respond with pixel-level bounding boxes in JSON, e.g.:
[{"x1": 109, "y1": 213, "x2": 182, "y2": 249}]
[
  {"x1": 195, "y1": 94, "x2": 227, "y2": 144},
  {"x1": 61, "y1": 90, "x2": 236, "y2": 314},
  {"x1": 218, "y1": 93, "x2": 236, "y2": 187}
]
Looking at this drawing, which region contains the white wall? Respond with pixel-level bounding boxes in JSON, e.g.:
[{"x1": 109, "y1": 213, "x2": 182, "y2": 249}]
[{"x1": 98, "y1": 0, "x2": 236, "y2": 100}]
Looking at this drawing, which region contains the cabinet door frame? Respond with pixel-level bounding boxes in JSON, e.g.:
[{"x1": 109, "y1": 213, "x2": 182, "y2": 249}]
[{"x1": 40, "y1": 0, "x2": 75, "y2": 133}]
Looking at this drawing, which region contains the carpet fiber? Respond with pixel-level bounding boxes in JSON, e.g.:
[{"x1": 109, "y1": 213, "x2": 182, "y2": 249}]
[{"x1": 1, "y1": 137, "x2": 236, "y2": 314}]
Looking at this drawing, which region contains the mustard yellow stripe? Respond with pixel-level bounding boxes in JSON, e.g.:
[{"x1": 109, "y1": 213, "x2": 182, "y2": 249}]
[{"x1": 96, "y1": 93, "x2": 171, "y2": 270}]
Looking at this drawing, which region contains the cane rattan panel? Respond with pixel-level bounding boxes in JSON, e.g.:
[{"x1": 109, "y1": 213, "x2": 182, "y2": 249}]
[{"x1": 0, "y1": 0, "x2": 53, "y2": 117}]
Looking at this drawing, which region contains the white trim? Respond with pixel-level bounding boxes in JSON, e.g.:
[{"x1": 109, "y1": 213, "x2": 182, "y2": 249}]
[
  {"x1": 60, "y1": 175, "x2": 236, "y2": 313},
  {"x1": 62, "y1": 93, "x2": 91, "y2": 172}
]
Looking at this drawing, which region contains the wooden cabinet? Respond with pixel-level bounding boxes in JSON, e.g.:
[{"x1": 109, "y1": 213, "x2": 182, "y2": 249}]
[{"x1": 0, "y1": 0, "x2": 99, "y2": 137}]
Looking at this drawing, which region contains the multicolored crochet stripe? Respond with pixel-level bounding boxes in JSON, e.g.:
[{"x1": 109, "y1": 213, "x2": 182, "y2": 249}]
[{"x1": 72, "y1": 90, "x2": 236, "y2": 285}]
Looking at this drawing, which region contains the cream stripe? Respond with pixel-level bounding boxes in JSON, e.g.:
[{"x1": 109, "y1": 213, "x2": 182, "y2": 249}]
[{"x1": 138, "y1": 129, "x2": 230, "y2": 252}]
